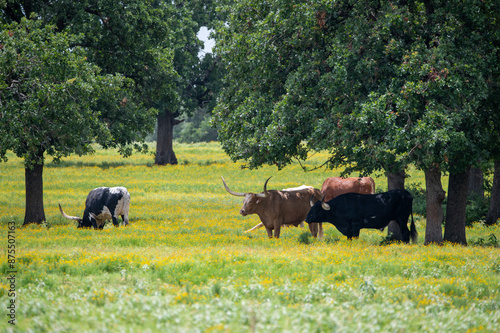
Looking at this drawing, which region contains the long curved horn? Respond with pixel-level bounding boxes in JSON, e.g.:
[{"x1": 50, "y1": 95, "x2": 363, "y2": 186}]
[
  {"x1": 310, "y1": 194, "x2": 316, "y2": 207},
  {"x1": 221, "y1": 176, "x2": 246, "y2": 197},
  {"x1": 256, "y1": 176, "x2": 272, "y2": 198},
  {"x1": 320, "y1": 195, "x2": 331, "y2": 211},
  {"x1": 244, "y1": 222, "x2": 264, "y2": 233},
  {"x1": 58, "y1": 203, "x2": 81, "y2": 221}
]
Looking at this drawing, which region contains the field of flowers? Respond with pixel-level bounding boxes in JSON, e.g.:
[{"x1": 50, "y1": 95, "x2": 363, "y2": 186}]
[{"x1": 1, "y1": 142, "x2": 499, "y2": 332}]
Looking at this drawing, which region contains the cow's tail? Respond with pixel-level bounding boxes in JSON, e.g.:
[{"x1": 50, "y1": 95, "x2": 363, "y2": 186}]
[{"x1": 410, "y1": 208, "x2": 418, "y2": 244}]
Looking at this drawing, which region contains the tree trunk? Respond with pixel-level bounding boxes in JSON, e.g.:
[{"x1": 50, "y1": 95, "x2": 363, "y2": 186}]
[
  {"x1": 386, "y1": 170, "x2": 406, "y2": 240},
  {"x1": 155, "y1": 110, "x2": 181, "y2": 165},
  {"x1": 424, "y1": 167, "x2": 445, "y2": 245},
  {"x1": 444, "y1": 166, "x2": 470, "y2": 245},
  {"x1": 485, "y1": 159, "x2": 500, "y2": 226},
  {"x1": 468, "y1": 166, "x2": 484, "y2": 200},
  {"x1": 387, "y1": 170, "x2": 406, "y2": 190},
  {"x1": 23, "y1": 161, "x2": 45, "y2": 225}
]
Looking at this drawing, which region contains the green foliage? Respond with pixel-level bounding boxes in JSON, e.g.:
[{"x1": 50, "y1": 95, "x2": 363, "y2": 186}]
[
  {"x1": 1, "y1": 0, "x2": 225, "y2": 142},
  {"x1": 406, "y1": 183, "x2": 428, "y2": 217},
  {"x1": 213, "y1": 0, "x2": 499, "y2": 176},
  {"x1": 173, "y1": 108, "x2": 218, "y2": 143},
  {"x1": 297, "y1": 231, "x2": 313, "y2": 245},
  {"x1": 470, "y1": 234, "x2": 499, "y2": 248},
  {"x1": 0, "y1": 17, "x2": 152, "y2": 166},
  {"x1": 465, "y1": 195, "x2": 491, "y2": 226}
]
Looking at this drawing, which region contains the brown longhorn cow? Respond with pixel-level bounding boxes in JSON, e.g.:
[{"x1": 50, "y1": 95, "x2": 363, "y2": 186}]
[{"x1": 222, "y1": 176, "x2": 322, "y2": 238}]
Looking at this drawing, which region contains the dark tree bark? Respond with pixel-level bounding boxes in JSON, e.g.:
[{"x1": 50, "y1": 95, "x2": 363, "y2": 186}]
[
  {"x1": 155, "y1": 110, "x2": 183, "y2": 165},
  {"x1": 387, "y1": 170, "x2": 405, "y2": 190},
  {"x1": 424, "y1": 167, "x2": 445, "y2": 245},
  {"x1": 444, "y1": 166, "x2": 470, "y2": 245},
  {"x1": 23, "y1": 160, "x2": 45, "y2": 225},
  {"x1": 386, "y1": 170, "x2": 406, "y2": 240},
  {"x1": 468, "y1": 166, "x2": 484, "y2": 200},
  {"x1": 486, "y1": 160, "x2": 500, "y2": 226}
]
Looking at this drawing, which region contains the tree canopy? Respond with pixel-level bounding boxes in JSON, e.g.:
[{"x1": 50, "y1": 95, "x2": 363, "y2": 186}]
[
  {"x1": 1, "y1": 0, "x2": 225, "y2": 165},
  {"x1": 0, "y1": 17, "x2": 150, "y2": 165},
  {"x1": 214, "y1": 0, "x2": 498, "y2": 173}
]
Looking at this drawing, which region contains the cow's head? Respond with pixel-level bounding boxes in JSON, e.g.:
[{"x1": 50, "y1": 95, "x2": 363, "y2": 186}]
[
  {"x1": 59, "y1": 204, "x2": 97, "y2": 228},
  {"x1": 306, "y1": 194, "x2": 331, "y2": 224},
  {"x1": 221, "y1": 176, "x2": 271, "y2": 216}
]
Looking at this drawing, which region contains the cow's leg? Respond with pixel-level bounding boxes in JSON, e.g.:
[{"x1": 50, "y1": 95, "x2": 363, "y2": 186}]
[
  {"x1": 274, "y1": 223, "x2": 281, "y2": 238},
  {"x1": 318, "y1": 223, "x2": 324, "y2": 240},
  {"x1": 352, "y1": 227, "x2": 360, "y2": 239},
  {"x1": 121, "y1": 214, "x2": 129, "y2": 226},
  {"x1": 307, "y1": 222, "x2": 318, "y2": 238},
  {"x1": 111, "y1": 215, "x2": 119, "y2": 227},
  {"x1": 347, "y1": 222, "x2": 360, "y2": 240},
  {"x1": 398, "y1": 219, "x2": 411, "y2": 243},
  {"x1": 90, "y1": 217, "x2": 98, "y2": 229},
  {"x1": 265, "y1": 227, "x2": 273, "y2": 238}
]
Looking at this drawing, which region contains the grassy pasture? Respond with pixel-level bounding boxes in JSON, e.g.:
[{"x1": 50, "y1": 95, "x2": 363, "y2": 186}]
[{"x1": 0, "y1": 142, "x2": 499, "y2": 332}]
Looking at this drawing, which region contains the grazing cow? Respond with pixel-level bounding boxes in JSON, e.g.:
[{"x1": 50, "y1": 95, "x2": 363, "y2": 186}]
[
  {"x1": 222, "y1": 177, "x2": 323, "y2": 238},
  {"x1": 306, "y1": 189, "x2": 417, "y2": 243},
  {"x1": 59, "y1": 186, "x2": 130, "y2": 229},
  {"x1": 321, "y1": 177, "x2": 375, "y2": 202}
]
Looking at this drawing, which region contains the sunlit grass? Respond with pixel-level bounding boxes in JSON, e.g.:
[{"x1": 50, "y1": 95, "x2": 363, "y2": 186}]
[{"x1": 0, "y1": 142, "x2": 498, "y2": 332}]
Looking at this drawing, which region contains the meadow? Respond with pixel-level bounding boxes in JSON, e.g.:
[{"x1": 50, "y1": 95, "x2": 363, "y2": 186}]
[{"x1": 0, "y1": 142, "x2": 499, "y2": 332}]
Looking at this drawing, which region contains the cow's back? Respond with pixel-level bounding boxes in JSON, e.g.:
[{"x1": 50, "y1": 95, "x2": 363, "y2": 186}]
[
  {"x1": 332, "y1": 190, "x2": 410, "y2": 220},
  {"x1": 272, "y1": 188, "x2": 321, "y2": 226},
  {"x1": 321, "y1": 177, "x2": 375, "y2": 202}
]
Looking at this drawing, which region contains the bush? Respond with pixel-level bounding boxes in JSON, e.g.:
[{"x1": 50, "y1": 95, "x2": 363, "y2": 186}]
[
  {"x1": 465, "y1": 194, "x2": 490, "y2": 226},
  {"x1": 298, "y1": 232, "x2": 312, "y2": 245},
  {"x1": 406, "y1": 183, "x2": 427, "y2": 217}
]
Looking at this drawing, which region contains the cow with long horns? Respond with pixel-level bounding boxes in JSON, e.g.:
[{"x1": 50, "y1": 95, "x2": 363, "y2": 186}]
[
  {"x1": 222, "y1": 176, "x2": 322, "y2": 238},
  {"x1": 59, "y1": 186, "x2": 130, "y2": 229}
]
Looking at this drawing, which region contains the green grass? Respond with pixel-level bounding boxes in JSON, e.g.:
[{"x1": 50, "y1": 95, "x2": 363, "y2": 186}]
[{"x1": 0, "y1": 142, "x2": 499, "y2": 332}]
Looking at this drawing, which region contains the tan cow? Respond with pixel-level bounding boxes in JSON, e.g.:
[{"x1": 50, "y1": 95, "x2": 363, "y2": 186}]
[
  {"x1": 321, "y1": 177, "x2": 375, "y2": 201},
  {"x1": 222, "y1": 177, "x2": 323, "y2": 238}
]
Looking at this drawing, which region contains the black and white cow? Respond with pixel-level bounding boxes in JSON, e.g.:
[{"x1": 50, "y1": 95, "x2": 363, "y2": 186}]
[
  {"x1": 306, "y1": 189, "x2": 417, "y2": 243},
  {"x1": 59, "y1": 187, "x2": 130, "y2": 229}
]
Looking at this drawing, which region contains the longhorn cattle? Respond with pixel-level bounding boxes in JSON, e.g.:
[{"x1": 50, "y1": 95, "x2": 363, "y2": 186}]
[
  {"x1": 321, "y1": 177, "x2": 375, "y2": 202},
  {"x1": 222, "y1": 177, "x2": 322, "y2": 238},
  {"x1": 306, "y1": 189, "x2": 417, "y2": 243},
  {"x1": 59, "y1": 186, "x2": 130, "y2": 229},
  {"x1": 244, "y1": 185, "x2": 314, "y2": 233}
]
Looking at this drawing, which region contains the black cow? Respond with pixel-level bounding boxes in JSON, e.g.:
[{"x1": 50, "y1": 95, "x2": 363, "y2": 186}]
[
  {"x1": 306, "y1": 189, "x2": 417, "y2": 243},
  {"x1": 59, "y1": 186, "x2": 130, "y2": 229}
]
